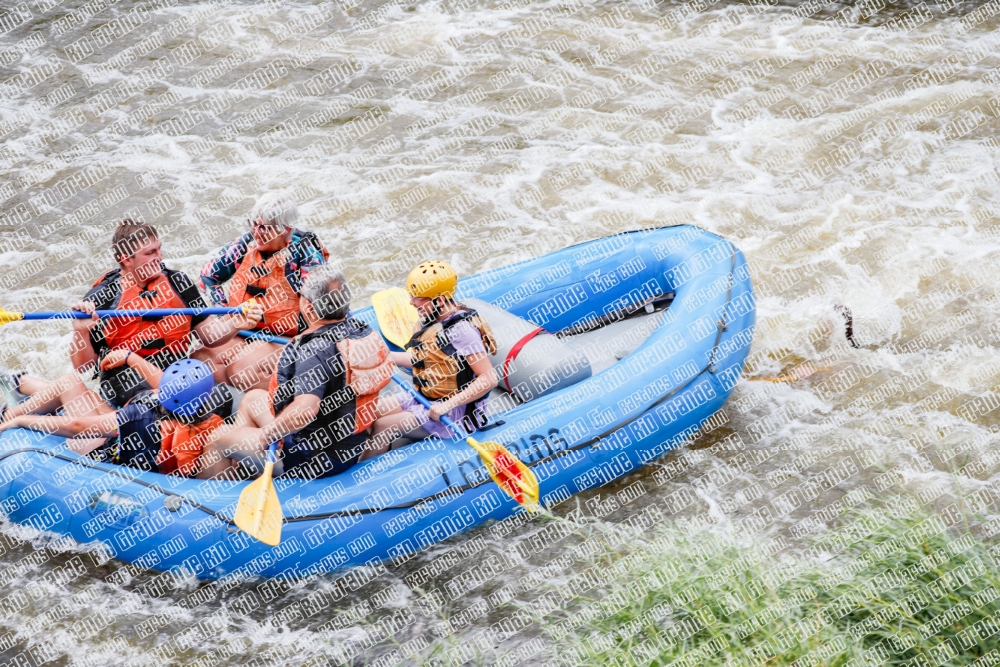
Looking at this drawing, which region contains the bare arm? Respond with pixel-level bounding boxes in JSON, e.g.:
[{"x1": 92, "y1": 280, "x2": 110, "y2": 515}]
[
  {"x1": 390, "y1": 351, "x2": 412, "y2": 368},
  {"x1": 193, "y1": 302, "x2": 264, "y2": 348},
  {"x1": 0, "y1": 412, "x2": 118, "y2": 438},
  {"x1": 70, "y1": 331, "x2": 98, "y2": 372},
  {"x1": 431, "y1": 352, "x2": 498, "y2": 419},
  {"x1": 126, "y1": 354, "x2": 164, "y2": 389},
  {"x1": 100, "y1": 349, "x2": 164, "y2": 389},
  {"x1": 69, "y1": 301, "x2": 100, "y2": 373},
  {"x1": 260, "y1": 393, "x2": 321, "y2": 444},
  {"x1": 193, "y1": 315, "x2": 246, "y2": 348},
  {"x1": 221, "y1": 394, "x2": 320, "y2": 463}
]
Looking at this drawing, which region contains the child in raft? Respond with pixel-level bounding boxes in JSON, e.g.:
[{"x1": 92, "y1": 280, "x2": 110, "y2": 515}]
[{"x1": 0, "y1": 354, "x2": 274, "y2": 480}]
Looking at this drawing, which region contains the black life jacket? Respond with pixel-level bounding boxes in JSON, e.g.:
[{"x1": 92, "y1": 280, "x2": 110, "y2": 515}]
[{"x1": 270, "y1": 319, "x2": 375, "y2": 477}]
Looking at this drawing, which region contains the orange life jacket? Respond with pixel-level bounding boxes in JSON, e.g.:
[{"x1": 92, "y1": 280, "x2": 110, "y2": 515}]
[
  {"x1": 98, "y1": 271, "x2": 192, "y2": 358},
  {"x1": 227, "y1": 235, "x2": 329, "y2": 336},
  {"x1": 157, "y1": 413, "x2": 224, "y2": 477},
  {"x1": 337, "y1": 330, "x2": 393, "y2": 433}
]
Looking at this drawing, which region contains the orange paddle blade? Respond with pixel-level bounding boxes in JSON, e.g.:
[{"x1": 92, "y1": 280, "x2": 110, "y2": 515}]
[{"x1": 466, "y1": 436, "x2": 539, "y2": 510}]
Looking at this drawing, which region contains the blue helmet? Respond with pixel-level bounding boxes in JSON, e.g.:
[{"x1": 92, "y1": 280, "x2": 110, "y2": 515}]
[{"x1": 157, "y1": 359, "x2": 215, "y2": 418}]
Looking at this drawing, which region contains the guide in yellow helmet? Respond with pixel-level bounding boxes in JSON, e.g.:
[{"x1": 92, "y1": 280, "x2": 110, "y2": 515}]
[{"x1": 369, "y1": 261, "x2": 498, "y2": 453}]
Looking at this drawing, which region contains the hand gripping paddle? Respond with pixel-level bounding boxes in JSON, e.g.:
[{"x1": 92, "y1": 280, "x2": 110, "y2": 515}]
[{"x1": 388, "y1": 375, "x2": 539, "y2": 510}]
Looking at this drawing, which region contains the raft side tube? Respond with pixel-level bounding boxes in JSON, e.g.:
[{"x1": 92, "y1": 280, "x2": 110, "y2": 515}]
[{"x1": 464, "y1": 298, "x2": 592, "y2": 403}]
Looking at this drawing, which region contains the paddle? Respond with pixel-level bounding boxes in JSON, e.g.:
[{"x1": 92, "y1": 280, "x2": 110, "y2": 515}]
[
  {"x1": 233, "y1": 440, "x2": 282, "y2": 546},
  {"x1": 0, "y1": 303, "x2": 292, "y2": 345},
  {"x1": 237, "y1": 330, "x2": 292, "y2": 345},
  {"x1": 371, "y1": 288, "x2": 420, "y2": 348},
  {"x1": 389, "y1": 375, "x2": 540, "y2": 510},
  {"x1": 0, "y1": 306, "x2": 246, "y2": 323}
]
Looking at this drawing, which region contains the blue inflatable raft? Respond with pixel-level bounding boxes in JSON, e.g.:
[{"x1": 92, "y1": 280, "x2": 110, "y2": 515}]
[{"x1": 0, "y1": 225, "x2": 754, "y2": 581}]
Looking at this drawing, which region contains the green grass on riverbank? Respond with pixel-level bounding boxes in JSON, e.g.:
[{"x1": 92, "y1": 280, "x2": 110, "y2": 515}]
[{"x1": 532, "y1": 496, "x2": 1000, "y2": 666}]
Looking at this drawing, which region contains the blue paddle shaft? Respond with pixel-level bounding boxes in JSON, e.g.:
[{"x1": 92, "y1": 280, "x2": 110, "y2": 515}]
[
  {"x1": 389, "y1": 374, "x2": 462, "y2": 433},
  {"x1": 237, "y1": 330, "x2": 292, "y2": 345},
  {"x1": 266, "y1": 440, "x2": 278, "y2": 464},
  {"x1": 23, "y1": 309, "x2": 293, "y2": 344},
  {"x1": 23, "y1": 307, "x2": 243, "y2": 320}
]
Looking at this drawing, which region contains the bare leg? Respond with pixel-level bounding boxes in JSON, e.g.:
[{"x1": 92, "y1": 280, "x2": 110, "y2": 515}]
[
  {"x1": 50, "y1": 375, "x2": 115, "y2": 454},
  {"x1": 232, "y1": 388, "x2": 275, "y2": 429},
  {"x1": 221, "y1": 340, "x2": 281, "y2": 393},
  {"x1": 16, "y1": 375, "x2": 48, "y2": 396},
  {"x1": 3, "y1": 373, "x2": 112, "y2": 422},
  {"x1": 360, "y1": 396, "x2": 430, "y2": 461},
  {"x1": 3, "y1": 375, "x2": 57, "y2": 418},
  {"x1": 65, "y1": 437, "x2": 111, "y2": 456},
  {"x1": 196, "y1": 425, "x2": 265, "y2": 479},
  {"x1": 2, "y1": 374, "x2": 112, "y2": 453},
  {"x1": 194, "y1": 389, "x2": 277, "y2": 479}
]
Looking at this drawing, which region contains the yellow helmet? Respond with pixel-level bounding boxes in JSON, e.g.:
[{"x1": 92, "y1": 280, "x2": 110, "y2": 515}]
[{"x1": 406, "y1": 261, "x2": 458, "y2": 299}]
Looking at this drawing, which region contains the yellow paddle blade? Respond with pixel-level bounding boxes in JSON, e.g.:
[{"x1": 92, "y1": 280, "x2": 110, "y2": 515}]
[
  {"x1": 372, "y1": 288, "x2": 420, "y2": 348},
  {"x1": 466, "y1": 436, "x2": 540, "y2": 510},
  {"x1": 234, "y1": 462, "x2": 282, "y2": 546},
  {"x1": 0, "y1": 310, "x2": 24, "y2": 325}
]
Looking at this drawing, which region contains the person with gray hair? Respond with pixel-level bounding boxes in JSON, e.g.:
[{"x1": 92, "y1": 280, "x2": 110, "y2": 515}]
[
  {"x1": 195, "y1": 192, "x2": 331, "y2": 393},
  {"x1": 200, "y1": 267, "x2": 397, "y2": 479},
  {"x1": 300, "y1": 265, "x2": 352, "y2": 320}
]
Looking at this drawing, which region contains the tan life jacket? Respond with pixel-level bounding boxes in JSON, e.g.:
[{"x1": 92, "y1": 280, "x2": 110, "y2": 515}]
[{"x1": 406, "y1": 308, "x2": 497, "y2": 400}]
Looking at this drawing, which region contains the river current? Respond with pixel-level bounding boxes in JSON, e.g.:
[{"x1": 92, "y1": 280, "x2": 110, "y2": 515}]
[{"x1": 1, "y1": 0, "x2": 999, "y2": 664}]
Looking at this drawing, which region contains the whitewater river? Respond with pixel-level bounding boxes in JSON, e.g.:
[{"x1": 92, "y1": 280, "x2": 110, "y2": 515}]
[{"x1": 1, "y1": 0, "x2": 1000, "y2": 664}]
